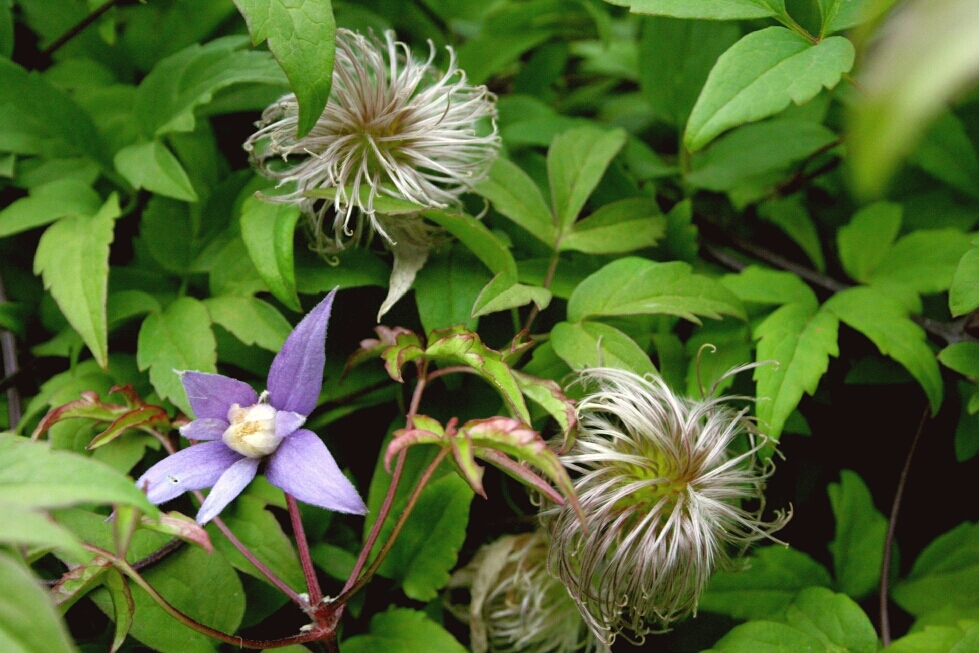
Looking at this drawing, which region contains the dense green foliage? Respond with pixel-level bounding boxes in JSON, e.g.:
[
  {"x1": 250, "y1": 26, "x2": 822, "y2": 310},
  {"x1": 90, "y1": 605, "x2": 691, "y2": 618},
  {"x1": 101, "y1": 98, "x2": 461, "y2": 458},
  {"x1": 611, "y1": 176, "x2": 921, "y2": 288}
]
[{"x1": 2, "y1": 0, "x2": 979, "y2": 651}]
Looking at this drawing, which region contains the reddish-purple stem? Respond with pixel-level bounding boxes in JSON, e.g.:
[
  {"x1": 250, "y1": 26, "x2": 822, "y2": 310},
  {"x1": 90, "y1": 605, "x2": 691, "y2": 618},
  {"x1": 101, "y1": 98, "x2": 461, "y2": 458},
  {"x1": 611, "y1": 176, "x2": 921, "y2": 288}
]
[
  {"x1": 287, "y1": 493, "x2": 323, "y2": 606},
  {"x1": 332, "y1": 447, "x2": 450, "y2": 606}
]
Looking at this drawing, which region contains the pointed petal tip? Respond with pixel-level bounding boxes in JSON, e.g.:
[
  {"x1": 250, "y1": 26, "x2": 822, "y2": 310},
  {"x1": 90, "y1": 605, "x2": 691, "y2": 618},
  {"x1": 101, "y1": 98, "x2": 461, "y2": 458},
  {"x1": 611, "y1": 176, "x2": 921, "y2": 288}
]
[
  {"x1": 268, "y1": 289, "x2": 339, "y2": 416},
  {"x1": 266, "y1": 428, "x2": 367, "y2": 515}
]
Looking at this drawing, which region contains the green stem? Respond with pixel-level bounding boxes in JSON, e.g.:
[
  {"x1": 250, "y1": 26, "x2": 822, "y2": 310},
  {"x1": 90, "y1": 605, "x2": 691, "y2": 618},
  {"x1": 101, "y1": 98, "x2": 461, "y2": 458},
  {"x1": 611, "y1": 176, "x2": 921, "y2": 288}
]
[
  {"x1": 522, "y1": 250, "x2": 560, "y2": 332},
  {"x1": 41, "y1": 0, "x2": 124, "y2": 57}
]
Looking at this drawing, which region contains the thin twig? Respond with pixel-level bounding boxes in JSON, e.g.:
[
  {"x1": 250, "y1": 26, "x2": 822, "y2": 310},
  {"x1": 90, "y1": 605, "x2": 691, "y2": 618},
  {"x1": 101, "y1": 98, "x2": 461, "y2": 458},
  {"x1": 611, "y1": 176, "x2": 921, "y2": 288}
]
[
  {"x1": 41, "y1": 0, "x2": 124, "y2": 57},
  {"x1": 191, "y1": 488, "x2": 303, "y2": 605},
  {"x1": 880, "y1": 406, "x2": 929, "y2": 646},
  {"x1": 213, "y1": 515, "x2": 303, "y2": 605},
  {"x1": 287, "y1": 493, "x2": 323, "y2": 606},
  {"x1": 0, "y1": 271, "x2": 21, "y2": 429},
  {"x1": 523, "y1": 251, "x2": 561, "y2": 333},
  {"x1": 332, "y1": 447, "x2": 451, "y2": 606},
  {"x1": 87, "y1": 545, "x2": 332, "y2": 649}
]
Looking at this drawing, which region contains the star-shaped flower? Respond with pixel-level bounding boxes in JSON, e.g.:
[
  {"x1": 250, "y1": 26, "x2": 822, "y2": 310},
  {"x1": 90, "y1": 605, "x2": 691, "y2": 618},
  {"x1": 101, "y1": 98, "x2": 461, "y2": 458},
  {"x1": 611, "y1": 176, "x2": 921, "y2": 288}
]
[{"x1": 136, "y1": 289, "x2": 366, "y2": 524}]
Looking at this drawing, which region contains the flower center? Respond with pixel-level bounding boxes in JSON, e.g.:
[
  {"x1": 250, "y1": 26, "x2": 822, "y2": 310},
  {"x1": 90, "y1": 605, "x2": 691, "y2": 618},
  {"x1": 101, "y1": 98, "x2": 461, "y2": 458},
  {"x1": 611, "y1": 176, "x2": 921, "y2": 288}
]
[{"x1": 222, "y1": 396, "x2": 283, "y2": 458}]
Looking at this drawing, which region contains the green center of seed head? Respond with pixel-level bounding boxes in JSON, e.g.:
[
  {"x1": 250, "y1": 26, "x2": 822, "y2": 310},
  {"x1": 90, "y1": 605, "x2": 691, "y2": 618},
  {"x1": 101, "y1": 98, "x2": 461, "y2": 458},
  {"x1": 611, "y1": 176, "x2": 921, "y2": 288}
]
[{"x1": 614, "y1": 445, "x2": 689, "y2": 522}]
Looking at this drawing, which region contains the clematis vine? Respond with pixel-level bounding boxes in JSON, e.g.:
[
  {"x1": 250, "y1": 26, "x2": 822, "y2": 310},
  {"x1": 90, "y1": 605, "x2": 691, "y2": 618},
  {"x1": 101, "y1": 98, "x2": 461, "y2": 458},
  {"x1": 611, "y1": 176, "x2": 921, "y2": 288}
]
[{"x1": 136, "y1": 288, "x2": 366, "y2": 524}]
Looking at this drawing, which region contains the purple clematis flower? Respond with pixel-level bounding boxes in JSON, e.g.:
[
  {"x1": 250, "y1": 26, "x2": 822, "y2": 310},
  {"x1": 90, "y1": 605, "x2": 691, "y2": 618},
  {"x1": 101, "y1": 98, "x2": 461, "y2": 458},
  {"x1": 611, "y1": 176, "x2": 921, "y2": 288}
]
[{"x1": 136, "y1": 289, "x2": 367, "y2": 524}]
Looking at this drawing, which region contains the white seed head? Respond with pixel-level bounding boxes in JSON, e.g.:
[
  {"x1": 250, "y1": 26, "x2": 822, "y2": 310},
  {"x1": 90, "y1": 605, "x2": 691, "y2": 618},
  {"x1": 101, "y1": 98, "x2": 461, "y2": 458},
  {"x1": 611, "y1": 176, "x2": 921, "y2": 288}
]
[
  {"x1": 244, "y1": 28, "x2": 500, "y2": 253},
  {"x1": 543, "y1": 367, "x2": 789, "y2": 645},
  {"x1": 447, "y1": 531, "x2": 603, "y2": 653},
  {"x1": 222, "y1": 401, "x2": 282, "y2": 458}
]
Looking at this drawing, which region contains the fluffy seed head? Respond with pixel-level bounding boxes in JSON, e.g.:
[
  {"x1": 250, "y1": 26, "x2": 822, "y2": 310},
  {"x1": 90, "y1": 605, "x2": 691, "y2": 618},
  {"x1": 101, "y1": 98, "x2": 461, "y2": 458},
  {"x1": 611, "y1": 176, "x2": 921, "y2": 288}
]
[
  {"x1": 544, "y1": 367, "x2": 789, "y2": 644},
  {"x1": 447, "y1": 531, "x2": 603, "y2": 653},
  {"x1": 244, "y1": 28, "x2": 500, "y2": 252}
]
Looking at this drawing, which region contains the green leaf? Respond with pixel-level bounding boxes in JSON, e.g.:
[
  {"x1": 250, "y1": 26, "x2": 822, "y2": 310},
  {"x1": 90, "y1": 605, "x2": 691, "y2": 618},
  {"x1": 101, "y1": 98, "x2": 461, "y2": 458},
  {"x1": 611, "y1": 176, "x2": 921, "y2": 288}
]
[
  {"x1": 940, "y1": 343, "x2": 979, "y2": 380},
  {"x1": 512, "y1": 370, "x2": 577, "y2": 437},
  {"x1": 638, "y1": 17, "x2": 741, "y2": 128},
  {"x1": 203, "y1": 296, "x2": 292, "y2": 352},
  {"x1": 114, "y1": 141, "x2": 198, "y2": 202},
  {"x1": 705, "y1": 621, "x2": 824, "y2": 652},
  {"x1": 568, "y1": 257, "x2": 746, "y2": 324},
  {"x1": 34, "y1": 193, "x2": 120, "y2": 369},
  {"x1": 374, "y1": 474, "x2": 473, "y2": 601},
  {"x1": 894, "y1": 522, "x2": 979, "y2": 616},
  {"x1": 295, "y1": 247, "x2": 390, "y2": 293},
  {"x1": 837, "y1": 202, "x2": 903, "y2": 283},
  {"x1": 0, "y1": 179, "x2": 101, "y2": 238},
  {"x1": 705, "y1": 587, "x2": 876, "y2": 653},
  {"x1": 0, "y1": 57, "x2": 108, "y2": 167},
  {"x1": 475, "y1": 157, "x2": 556, "y2": 248},
  {"x1": 0, "y1": 504, "x2": 87, "y2": 561},
  {"x1": 208, "y1": 495, "x2": 304, "y2": 591},
  {"x1": 824, "y1": 286, "x2": 943, "y2": 414},
  {"x1": 240, "y1": 196, "x2": 302, "y2": 312},
  {"x1": 950, "y1": 246, "x2": 979, "y2": 317},
  {"x1": 547, "y1": 126, "x2": 628, "y2": 233},
  {"x1": 685, "y1": 27, "x2": 854, "y2": 152},
  {"x1": 471, "y1": 275, "x2": 552, "y2": 319},
  {"x1": 721, "y1": 266, "x2": 816, "y2": 306},
  {"x1": 414, "y1": 246, "x2": 491, "y2": 333},
  {"x1": 134, "y1": 36, "x2": 286, "y2": 138},
  {"x1": 955, "y1": 382, "x2": 979, "y2": 462},
  {"x1": 817, "y1": 0, "x2": 878, "y2": 36},
  {"x1": 209, "y1": 236, "x2": 269, "y2": 298},
  {"x1": 827, "y1": 470, "x2": 888, "y2": 600},
  {"x1": 137, "y1": 297, "x2": 217, "y2": 416},
  {"x1": 0, "y1": 434, "x2": 156, "y2": 514},
  {"x1": 848, "y1": 0, "x2": 979, "y2": 197},
  {"x1": 783, "y1": 587, "x2": 878, "y2": 653},
  {"x1": 884, "y1": 624, "x2": 979, "y2": 653},
  {"x1": 559, "y1": 197, "x2": 665, "y2": 254},
  {"x1": 687, "y1": 120, "x2": 839, "y2": 192},
  {"x1": 0, "y1": 551, "x2": 78, "y2": 653},
  {"x1": 341, "y1": 608, "x2": 467, "y2": 653},
  {"x1": 701, "y1": 545, "x2": 834, "y2": 620},
  {"x1": 310, "y1": 543, "x2": 356, "y2": 581},
  {"x1": 908, "y1": 111, "x2": 979, "y2": 199},
  {"x1": 422, "y1": 209, "x2": 517, "y2": 279},
  {"x1": 753, "y1": 295, "x2": 839, "y2": 440},
  {"x1": 551, "y1": 320, "x2": 656, "y2": 376},
  {"x1": 424, "y1": 326, "x2": 531, "y2": 422},
  {"x1": 0, "y1": 0, "x2": 11, "y2": 59},
  {"x1": 871, "y1": 229, "x2": 974, "y2": 294},
  {"x1": 92, "y1": 545, "x2": 244, "y2": 653},
  {"x1": 234, "y1": 0, "x2": 336, "y2": 138},
  {"x1": 613, "y1": 0, "x2": 785, "y2": 20}
]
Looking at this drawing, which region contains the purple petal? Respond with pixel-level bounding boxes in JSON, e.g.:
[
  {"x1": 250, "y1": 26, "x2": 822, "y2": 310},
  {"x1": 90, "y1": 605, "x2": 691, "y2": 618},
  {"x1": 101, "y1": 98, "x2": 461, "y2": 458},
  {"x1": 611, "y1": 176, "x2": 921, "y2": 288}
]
[
  {"x1": 181, "y1": 371, "x2": 259, "y2": 420},
  {"x1": 135, "y1": 441, "x2": 242, "y2": 505},
  {"x1": 179, "y1": 418, "x2": 229, "y2": 441},
  {"x1": 195, "y1": 457, "x2": 260, "y2": 524},
  {"x1": 267, "y1": 289, "x2": 337, "y2": 416},
  {"x1": 266, "y1": 429, "x2": 366, "y2": 515},
  {"x1": 275, "y1": 410, "x2": 306, "y2": 440}
]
